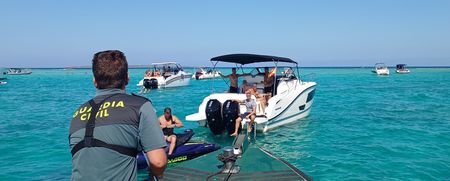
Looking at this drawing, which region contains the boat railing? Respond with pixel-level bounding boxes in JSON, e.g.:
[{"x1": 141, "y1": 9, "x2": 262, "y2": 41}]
[{"x1": 300, "y1": 73, "x2": 316, "y2": 82}]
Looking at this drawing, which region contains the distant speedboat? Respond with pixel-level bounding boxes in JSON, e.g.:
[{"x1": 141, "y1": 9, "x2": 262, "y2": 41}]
[
  {"x1": 5, "y1": 68, "x2": 32, "y2": 75},
  {"x1": 0, "y1": 81, "x2": 7, "y2": 85},
  {"x1": 372, "y1": 63, "x2": 389, "y2": 75},
  {"x1": 137, "y1": 62, "x2": 192, "y2": 89},
  {"x1": 192, "y1": 67, "x2": 221, "y2": 80},
  {"x1": 396, "y1": 64, "x2": 410, "y2": 74}
]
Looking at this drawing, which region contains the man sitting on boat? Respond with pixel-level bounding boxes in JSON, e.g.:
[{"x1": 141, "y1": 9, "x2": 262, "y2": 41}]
[
  {"x1": 219, "y1": 68, "x2": 248, "y2": 93},
  {"x1": 159, "y1": 107, "x2": 184, "y2": 155},
  {"x1": 240, "y1": 80, "x2": 252, "y2": 93},
  {"x1": 230, "y1": 91, "x2": 256, "y2": 136},
  {"x1": 248, "y1": 84, "x2": 270, "y2": 113}
]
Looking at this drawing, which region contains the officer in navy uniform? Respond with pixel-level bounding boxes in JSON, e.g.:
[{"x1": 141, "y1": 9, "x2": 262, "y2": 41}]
[{"x1": 69, "y1": 50, "x2": 167, "y2": 180}]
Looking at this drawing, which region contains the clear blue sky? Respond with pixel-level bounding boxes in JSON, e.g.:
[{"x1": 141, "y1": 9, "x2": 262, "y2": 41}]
[{"x1": 0, "y1": 0, "x2": 449, "y2": 67}]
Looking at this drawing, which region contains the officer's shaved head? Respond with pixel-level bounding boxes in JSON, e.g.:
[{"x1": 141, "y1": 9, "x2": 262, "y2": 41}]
[{"x1": 92, "y1": 50, "x2": 128, "y2": 89}]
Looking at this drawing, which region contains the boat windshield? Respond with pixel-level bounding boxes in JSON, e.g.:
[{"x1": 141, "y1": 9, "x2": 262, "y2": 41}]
[{"x1": 151, "y1": 63, "x2": 183, "y2": 75}]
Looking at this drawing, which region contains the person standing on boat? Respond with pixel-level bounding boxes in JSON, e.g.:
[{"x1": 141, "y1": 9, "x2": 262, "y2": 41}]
[
  {"x1": 219, "y1": 68, "x2": 247, "y2": 93},
  {"x1": 263, "y1": 67, "x2": 275, "y2": 96},
  {"x1": 231, "y1": 91, "x2": 257, "y2": 136},
  {"x1": 69, "y1": 50, "x2": 167, "y2": 180},
  {"x1": 159, "y1": 107, "x2": 184, "y2": 155}
]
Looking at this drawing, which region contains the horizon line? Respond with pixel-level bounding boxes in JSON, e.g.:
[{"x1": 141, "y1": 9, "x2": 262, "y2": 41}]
[{"x1": 3, "y1": 65, "x2": 450, "y2": 69}]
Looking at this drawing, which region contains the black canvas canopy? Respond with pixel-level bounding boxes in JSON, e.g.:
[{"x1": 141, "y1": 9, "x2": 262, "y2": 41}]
[{"x1": 211, "y1": 54, "x2": 297, "y2": 65}]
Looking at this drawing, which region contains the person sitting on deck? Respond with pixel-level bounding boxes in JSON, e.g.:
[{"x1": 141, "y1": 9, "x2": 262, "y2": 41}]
[
  {"x1": 144, "y1": 70, "x2": 152, "y2": 78},
  {"x1": 159, "y1": 107, "x2": 183, "y2": 155},
  {"x1": 249, "y1": 84, "x2": 270, "y2": 112},
  {"x1": 240, "y1": 80, "x2": 252, "y2": 93},
  {"x1": 231, "y1": 91, "x2": 256, "y2": 136},
  {"x1": 155, "y1": 70, "x2": 161, "y2": 77}
]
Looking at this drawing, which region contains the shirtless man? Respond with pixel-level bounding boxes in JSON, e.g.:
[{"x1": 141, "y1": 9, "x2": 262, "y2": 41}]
[
  {"x1": 219, "y1": 68, "x2": 247, "y2": 93},
  {"x1": 159, "y1": 107, "x2": 183, "y2": 155}
]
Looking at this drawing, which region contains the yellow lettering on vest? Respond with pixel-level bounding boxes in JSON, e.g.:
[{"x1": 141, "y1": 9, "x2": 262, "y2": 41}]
[
  {"x1": 111, "y1": 101, "x2": 116, "y2": 107},
  {"x1": 96, "y1": 111, "x2": 100, "y2": 118},
  {"x1": 116, "y1": 101, "x2": 124, "y2": 107},
  {"x1": 80, "y1": 114, "x2": 87, "y2": 121},
  {"x1": 103, "y1": 102, "x2": 111, "y2": 109},
  {"x1": 79, "y1": 107, "x2": 87, "y2": 114},
  {"x1": 103, "y1": 109, "x2": 109, "y2": 117},
  {"x1": 87, "y1": 113, "x2": 91, "y2": 120},
  {"x1": 87, "y1": 107, "x2": 92, "y2": 113},
  {"x1": 73, "y1": 111, "x2": 78, "y2": 118}
]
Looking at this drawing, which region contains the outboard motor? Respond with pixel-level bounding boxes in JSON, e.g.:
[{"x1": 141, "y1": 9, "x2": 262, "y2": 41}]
[
  {"x1": 143, "y1": 78, "x2": 158, "y2": 89},
  {"x1": 205, "y1": 99, "x2": 225, "y2": 134},
  {"x1": 223, "y1": 100, "x2": 241, "y2": 135},
  {"x1": 195, "y1": 72, "x2": 202, "y2": 80}
]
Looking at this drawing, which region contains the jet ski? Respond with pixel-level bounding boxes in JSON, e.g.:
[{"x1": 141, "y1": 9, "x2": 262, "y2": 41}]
[
  {"x1": 137, "y1": 129, "x2": 220, "y2": 169},
  {"x1": 0, "y1": 81, "x2": 7, "y2": 85}
]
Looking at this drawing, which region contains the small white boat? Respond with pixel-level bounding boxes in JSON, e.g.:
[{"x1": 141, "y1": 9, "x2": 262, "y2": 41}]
[
  {"x1": 372, "y1": 63, "x2": 389, "y2": 75},
  {"x1": 396, "y1": 64, "x2": 410, "y2": 74},
  {"x1": 0, "y1": 81, "x2": 7, "y2": 85},
  {"x1": 5, "y1": 68, "x2": 32, "y2": 75},
  {"x1": 192, "y1": 67, "x2": 221, "y2": 80},
  {"x1": 0, "y1": 67, "x2": 7, "y2": 80},
  {"x1": 137, "y1": 62, "x2": 192, "y2": 89},
  {"x1": 186, "y1": 54, "x2": 316, "y2": 134}
]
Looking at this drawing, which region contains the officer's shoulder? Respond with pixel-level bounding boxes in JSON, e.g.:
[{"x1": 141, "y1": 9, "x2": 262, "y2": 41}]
[{"x1": 130, "y1": 93, "x2": 152, "y2": 103}]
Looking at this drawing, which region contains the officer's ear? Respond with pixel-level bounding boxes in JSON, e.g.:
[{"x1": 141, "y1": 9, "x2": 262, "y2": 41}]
[{"x1": 93, "y1": 77, "x2": 98, "y2": 88}]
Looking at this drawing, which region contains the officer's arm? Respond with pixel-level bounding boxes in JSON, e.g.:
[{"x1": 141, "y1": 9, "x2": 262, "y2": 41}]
[
  {"x1": 146, "y1": 148, "x2": 167, "y2": 178},
  {"x1": 139, "y1": 102, "x2": 168, "y2": 178},
  {"x1": 158, "y1": 116, "x2": 166, "y2": 129}
]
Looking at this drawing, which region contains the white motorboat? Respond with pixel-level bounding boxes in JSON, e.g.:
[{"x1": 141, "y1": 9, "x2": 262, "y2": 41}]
[
  {"x1": 0, "y1": 67, "x2": 6, "y2": 80},
  {"x1": 192, "y1": 67, "x2": 221, "y2": 80},
  {"x1": 396, "y1": 64, "x2": 410, "y2": 74},
  {"x1": 137, "y1": 62, "x2": 192, "y2": 89},
  {"x1": 5, "y1": 68, "x2": 32, "y2": 75},
  {"x1": 186, "y1": 54, "x2": 316, "y2": 134},
  {"x1": 372, "y1": 63, "x2": 389, "y2": 75}
]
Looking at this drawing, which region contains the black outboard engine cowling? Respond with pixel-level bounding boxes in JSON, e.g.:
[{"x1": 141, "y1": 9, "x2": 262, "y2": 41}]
[
  {"x1": 195, "y1": 72, "x2": 202, "y2": 80},
  {"x1": 205, "y1": 99, "x2": 225, "y2": 134},
  {"x1": 223, "y1": 100, "x2": 241, "y2": 135},
  {"x1": 143, "y1": 78, "x2": 158, "y2": 89}
]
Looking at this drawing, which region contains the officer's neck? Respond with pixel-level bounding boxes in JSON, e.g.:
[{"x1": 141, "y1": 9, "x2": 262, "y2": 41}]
[{"x1": 96, "y1": 88, "x2": 125, "y2": 97}]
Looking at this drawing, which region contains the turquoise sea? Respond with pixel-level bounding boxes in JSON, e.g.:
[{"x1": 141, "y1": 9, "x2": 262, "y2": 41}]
[{"x1": 0, "y1": 68, "x2": 449, "y2": 180}]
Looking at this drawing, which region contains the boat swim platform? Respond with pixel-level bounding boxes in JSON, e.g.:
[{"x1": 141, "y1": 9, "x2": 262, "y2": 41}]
[{"x1": 160, "y1": 146, "x2": 312, "y2": 181}]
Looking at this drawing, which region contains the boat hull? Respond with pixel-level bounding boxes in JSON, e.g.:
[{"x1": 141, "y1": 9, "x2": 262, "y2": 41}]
[
  {"x1": 396, "y1": 69, "x2": 410, "y2": 74},
  {"x1": 192, "y1": 72, "x2": 220, "y2": 80},
  {"x1": 137, "y1": 73, "x2": 191, "y2": 89}
]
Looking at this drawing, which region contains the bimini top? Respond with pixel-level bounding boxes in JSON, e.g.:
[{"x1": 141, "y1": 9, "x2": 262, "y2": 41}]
[{"x1": 211, "y1": 54, "x2": 297, "y2": 65}]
